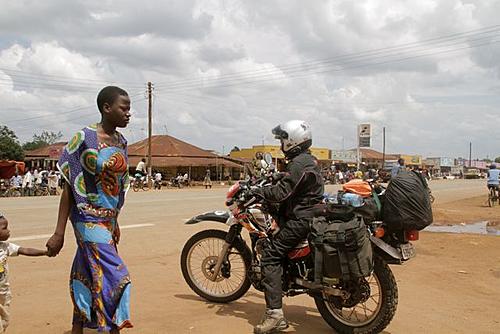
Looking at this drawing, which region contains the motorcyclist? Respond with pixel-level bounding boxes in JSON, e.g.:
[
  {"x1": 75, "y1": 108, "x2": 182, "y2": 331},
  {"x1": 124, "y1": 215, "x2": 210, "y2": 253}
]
[{"x1": 251, "y1": 120, "x2": 324, "y2": 334}]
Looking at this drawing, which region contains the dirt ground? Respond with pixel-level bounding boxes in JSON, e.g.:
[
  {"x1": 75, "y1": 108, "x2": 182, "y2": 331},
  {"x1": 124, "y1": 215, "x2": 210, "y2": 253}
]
[
  {"x1": 2, "y1": 180, "x2": 499, "y2": 333},
  {"x1": 433, "y1": 194, "x2": 500, "y2": 225}
]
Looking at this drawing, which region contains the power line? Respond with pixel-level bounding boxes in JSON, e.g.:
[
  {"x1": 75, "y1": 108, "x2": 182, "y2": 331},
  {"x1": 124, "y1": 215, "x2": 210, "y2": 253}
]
[
  {"x1": 10, "y1": 97, "x2": 149, "y2": 134},
  {"x1": 154, "y1": 36, "x2": 500, "y2": 94},
  {"x1": 0, "y1": 66, "x2": 146, "y2": 87},
  {"x1": 2, "y1": 92, "x2": 146, "y2": 124},
  {"x1": 154, "y1": 25, "x2": 500, "y2": 90}
]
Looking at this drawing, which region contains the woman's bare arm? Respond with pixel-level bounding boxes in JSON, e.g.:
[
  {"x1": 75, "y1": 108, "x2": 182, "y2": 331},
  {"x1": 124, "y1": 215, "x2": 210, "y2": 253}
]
[{"x1": 46, "y1": 183, "x2": 74, "y2": 257}]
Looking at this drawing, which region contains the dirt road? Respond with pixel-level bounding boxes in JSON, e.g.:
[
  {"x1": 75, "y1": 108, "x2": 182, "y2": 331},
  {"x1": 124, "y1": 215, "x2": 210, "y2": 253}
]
[{"x1": 1, "y1": 180, "x2": 499, "y2": 333}]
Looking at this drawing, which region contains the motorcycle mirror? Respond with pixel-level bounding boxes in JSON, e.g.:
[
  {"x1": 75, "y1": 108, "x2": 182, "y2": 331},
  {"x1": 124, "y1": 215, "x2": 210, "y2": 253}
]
[{"x1": 263, "y1": 153, "x2": 273, "y2": 165}]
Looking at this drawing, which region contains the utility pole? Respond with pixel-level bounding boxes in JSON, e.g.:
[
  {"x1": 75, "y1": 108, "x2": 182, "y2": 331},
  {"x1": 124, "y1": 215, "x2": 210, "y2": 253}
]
[
  {"x1": 357, "y1": 125, "x2": 360, "y2": 170},
  {"x1": 382, "y1": 127, "x2": 386, "y2": 170},
  {"x1": 147, "y1": 82, "x2": 153, "y2": 179},
  {"x1": 469, "y1": 142, "x2": 472, "y2": 167}
]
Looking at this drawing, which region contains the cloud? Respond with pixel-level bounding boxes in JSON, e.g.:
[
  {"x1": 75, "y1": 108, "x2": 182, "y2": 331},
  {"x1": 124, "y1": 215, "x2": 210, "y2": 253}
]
[{"x1": 0, "y1": 0, "x2": 499, "y2": 160}]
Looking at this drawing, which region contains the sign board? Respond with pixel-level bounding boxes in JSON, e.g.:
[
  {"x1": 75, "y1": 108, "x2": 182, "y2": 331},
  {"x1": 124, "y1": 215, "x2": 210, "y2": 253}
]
[
  {"x1": 440, "y1": 157, "x2": 454, "y2": 167},
  {"x1": 359, "y1": 124, "x2": 371, "y2": 137},
  {"x1": 358, "y1": 124, "x2": 371, "y2": 148},
  {"x1": 399, "y1": 154, "x2": 422, "y2": 166},
  {"x1": 331, "y1": 150, "x2": 357, "y2": 163},
  {"x1": 359, "y1": 137, "x2": 371, "y2": 147}
]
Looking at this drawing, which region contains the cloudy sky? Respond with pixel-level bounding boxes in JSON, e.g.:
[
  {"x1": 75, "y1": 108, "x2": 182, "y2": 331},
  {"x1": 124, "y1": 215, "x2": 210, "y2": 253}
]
[{"x1": 1, "y1": 0, "x2": 499, "y2": 159}]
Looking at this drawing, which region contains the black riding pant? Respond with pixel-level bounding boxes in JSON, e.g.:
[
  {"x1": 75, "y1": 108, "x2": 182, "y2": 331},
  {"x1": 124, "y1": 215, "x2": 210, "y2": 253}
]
[{"x1": 261, "y1": 218, "x2": 311, "y2": 309}]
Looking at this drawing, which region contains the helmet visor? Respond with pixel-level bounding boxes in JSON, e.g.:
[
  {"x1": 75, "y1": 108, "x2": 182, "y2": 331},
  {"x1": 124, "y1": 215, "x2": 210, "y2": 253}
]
[{"x1": 272, "y1": 125, "x2": 288, "y2": 140}]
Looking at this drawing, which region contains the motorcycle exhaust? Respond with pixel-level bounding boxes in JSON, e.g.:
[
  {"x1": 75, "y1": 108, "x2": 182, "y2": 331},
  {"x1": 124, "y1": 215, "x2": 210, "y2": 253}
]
[{"x1": 294, "y1": 278, "x2": 345, "y2": 297}]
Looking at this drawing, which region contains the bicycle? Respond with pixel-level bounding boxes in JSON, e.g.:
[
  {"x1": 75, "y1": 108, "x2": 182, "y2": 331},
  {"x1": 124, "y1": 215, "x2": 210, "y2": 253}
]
[
  {"x1": 0, "y1": 186, "x2": 22, "y2": 197},
  {"x1": 34, "y1": 184, "x2": 50, "y2": 196},
  {"x1": 132, "y1": 175, "x2": 150, "y2": 192},
  {"x1": 488, "y1": 185, "x2": 498, "y2": 207}
]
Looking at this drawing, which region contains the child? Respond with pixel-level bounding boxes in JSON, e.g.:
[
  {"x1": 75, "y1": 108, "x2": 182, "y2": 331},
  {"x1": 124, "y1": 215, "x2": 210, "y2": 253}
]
[{"x1": 0, "y1": 212, "x2": 47, "y2": 333}]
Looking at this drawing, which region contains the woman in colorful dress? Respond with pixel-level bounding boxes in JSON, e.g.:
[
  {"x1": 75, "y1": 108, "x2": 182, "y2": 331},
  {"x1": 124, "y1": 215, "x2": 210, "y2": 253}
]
[{"x1": 46, "y1": 86, "x2": 133, "y2": 334}]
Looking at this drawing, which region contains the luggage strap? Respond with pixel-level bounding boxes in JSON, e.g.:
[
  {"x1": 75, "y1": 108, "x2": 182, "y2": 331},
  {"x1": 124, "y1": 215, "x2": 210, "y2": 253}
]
[
  {"x1": 327, "y1": 218, "x2": 360, "y2": 281},
  {"x1": 312, "y1": 219, "x2": 327, "y2": 284}
]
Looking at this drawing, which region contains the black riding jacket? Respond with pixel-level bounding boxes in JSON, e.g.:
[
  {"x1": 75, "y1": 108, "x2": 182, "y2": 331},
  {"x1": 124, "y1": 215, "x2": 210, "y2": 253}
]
[{"x1": 254, "y1": 150, "x2": 324, "y2": 221}]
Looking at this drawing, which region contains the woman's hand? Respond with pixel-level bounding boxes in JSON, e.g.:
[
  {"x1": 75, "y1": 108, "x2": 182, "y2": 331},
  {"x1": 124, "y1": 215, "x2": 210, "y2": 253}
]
[
  {"x1": 113, "y1": 222, "x2": 121, "y2": 245},
  {"x1": 46, "y1": 233, "x2": 64, "y2": 257}
]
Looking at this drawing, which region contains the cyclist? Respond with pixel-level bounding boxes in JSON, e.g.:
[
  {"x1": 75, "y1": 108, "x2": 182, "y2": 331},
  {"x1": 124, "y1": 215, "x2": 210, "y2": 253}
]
[{"x1": 487, "y1": 164, "x2": 500, "y2": 198}]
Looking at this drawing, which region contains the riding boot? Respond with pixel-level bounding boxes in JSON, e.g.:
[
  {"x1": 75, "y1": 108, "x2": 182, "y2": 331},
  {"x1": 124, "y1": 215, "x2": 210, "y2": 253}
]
[{"x1": 254, "y1": 308, "x2": 288, "y2": 334}]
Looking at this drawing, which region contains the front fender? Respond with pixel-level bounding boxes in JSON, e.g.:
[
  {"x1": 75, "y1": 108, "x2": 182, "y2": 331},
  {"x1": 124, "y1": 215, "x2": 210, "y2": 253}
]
[{"x1": 185, "y1": 210, "x2": 230, "y2": 225}]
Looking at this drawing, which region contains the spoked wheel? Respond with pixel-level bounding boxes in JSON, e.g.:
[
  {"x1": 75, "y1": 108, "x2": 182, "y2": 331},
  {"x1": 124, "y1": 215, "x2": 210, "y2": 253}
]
[
  {"x1": 314, "y1": 257, "x2": 398, "y2": 334},
  {"x1": 132, "y1": 181, "x2": 140, "y2": 192},
  {"x1": 488, "y1": 188, "x2": 496, "y2": 207},
  {"x1": 180, "y1": 229, "x2": 252, "y2": 303},
  {"x1": 7, "y1": 189, "x2": 21, "y2": 197}
]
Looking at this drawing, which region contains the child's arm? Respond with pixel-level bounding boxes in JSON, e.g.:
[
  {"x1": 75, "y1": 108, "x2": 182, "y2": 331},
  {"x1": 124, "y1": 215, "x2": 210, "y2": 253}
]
[{"x1": 18, "y1": 247, "x2": 48, "y2": 257}]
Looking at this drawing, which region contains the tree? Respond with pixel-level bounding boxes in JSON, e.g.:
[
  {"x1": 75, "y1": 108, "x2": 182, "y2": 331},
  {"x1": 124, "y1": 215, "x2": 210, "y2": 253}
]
[
  {"x1": 22, "y1": 130, "x2": 63, "y2": 151},
  {"x1": 0, "y1": 125, "x2": 24, "y2": 160},
  {"x1": 495, "y1": 157, "x2": 500, "y2": 163}
]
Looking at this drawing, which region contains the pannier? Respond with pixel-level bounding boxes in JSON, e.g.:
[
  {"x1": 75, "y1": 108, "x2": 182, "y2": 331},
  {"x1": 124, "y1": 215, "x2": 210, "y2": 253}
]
[
  {"x1": 310, "y1": 215, "x2": 373, "y2": 283},
  {"x1": 383, "y1": 170, "x2": 433, "y2": 231}
]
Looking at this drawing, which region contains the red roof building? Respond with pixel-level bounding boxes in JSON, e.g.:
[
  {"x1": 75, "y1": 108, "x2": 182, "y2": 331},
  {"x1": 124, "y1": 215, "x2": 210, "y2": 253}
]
[{"x1": 127, "y1": 135, "x2": 243, "y2": 180}]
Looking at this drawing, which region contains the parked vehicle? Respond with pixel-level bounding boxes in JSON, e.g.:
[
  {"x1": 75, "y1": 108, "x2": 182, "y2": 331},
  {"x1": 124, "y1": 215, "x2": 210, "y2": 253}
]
[
  {"x1": 180, "y1": 165, "x2": 418, "y2": 333},
  {"x1": 464, "y1": 168, "x2": 481, "y2": 179}
]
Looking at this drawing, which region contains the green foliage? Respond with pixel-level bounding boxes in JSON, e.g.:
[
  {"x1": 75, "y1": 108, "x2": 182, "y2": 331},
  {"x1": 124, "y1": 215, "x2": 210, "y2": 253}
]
[
  {"x1": 22, "y1": 130, "x2": 63, "y2": 151},
  {"x1": 495, "y1": 157, "x2": 500, "y2": 163},
  {"x1": 0, "y1": 125, "x2": 24, "y2": 160}
]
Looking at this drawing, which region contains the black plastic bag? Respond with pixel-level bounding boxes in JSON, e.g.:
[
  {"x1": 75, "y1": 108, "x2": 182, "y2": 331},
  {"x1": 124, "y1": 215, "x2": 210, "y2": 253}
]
[{"x1": 383, "y1": 170, "x2": 433, "y2": 231}]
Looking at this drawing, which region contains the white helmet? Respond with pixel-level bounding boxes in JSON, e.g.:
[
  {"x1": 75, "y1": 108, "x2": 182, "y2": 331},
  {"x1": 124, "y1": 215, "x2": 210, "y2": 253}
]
[{"x1": 272, "y1": 120, "x2": 312, "y2": 154}]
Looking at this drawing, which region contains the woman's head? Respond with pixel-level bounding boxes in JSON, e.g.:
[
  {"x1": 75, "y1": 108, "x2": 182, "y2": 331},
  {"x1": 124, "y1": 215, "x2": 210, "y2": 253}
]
[{"x1": 97, "y1": 86, "x2": 131, "y2": 128}]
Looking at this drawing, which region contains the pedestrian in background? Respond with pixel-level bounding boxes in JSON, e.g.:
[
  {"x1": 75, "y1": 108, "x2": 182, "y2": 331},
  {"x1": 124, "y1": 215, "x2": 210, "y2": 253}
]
[
  {"x1": 204, "y1": 169, "x2": 212, "y2": 189},
  {"x1": 391, "y1": 158, "x2": 405, "y2": 178}
]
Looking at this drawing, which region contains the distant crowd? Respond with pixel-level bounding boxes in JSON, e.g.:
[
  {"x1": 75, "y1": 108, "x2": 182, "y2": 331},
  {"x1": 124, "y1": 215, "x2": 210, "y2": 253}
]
[{"x1": 0, "y1": 169, "x2": 61, "y2": 197}]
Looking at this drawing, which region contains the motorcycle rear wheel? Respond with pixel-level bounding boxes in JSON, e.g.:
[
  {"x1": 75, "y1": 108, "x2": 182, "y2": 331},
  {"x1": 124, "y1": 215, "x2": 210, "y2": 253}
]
[
  {"x1": 314, "y1": 256, "x2": 398, "y2": 334},
  {"x1": 180, "y1": 229, "x2": 252, "y2": 303}
]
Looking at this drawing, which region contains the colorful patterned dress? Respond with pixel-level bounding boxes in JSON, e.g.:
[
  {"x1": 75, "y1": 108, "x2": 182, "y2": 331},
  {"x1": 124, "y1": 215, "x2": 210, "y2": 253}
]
[{"x1": 58, "y1": 124, "x2": 132, "y2": 331}]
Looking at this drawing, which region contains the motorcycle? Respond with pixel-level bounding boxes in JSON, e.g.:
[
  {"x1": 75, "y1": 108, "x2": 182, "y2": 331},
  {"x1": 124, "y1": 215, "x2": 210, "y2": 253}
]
[{"x1": 180, "y1": 155, "x2": 417, "y2": 334}]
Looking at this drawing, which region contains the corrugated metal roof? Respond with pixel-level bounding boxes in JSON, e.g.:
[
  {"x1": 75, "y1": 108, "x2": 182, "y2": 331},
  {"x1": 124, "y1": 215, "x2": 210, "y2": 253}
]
[
  {"x1": 348, "y1": 148, "x2": 399, "y2": 160},
  {"x1": 128, "y1": 135, "x2": 215, "y2": 158},
  {"x1": 129, "y1": 156, "x2": 242, "y2": 168},
  {"x1": 24, "y1": 142, "x2": 67, "y2": 158}
]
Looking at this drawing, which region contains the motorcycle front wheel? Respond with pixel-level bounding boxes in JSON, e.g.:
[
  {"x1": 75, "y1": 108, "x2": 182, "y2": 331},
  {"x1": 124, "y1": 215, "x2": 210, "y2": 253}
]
[
  {"x1": 180, "y1": 229, "x2": 252, "y2": 303},
  {"x1": 314, "y1": 256, "x2": 398, "y2": 334}
]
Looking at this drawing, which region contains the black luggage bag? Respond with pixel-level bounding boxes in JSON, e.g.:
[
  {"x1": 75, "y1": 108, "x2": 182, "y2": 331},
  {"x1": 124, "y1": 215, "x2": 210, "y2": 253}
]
[{"x1": 310, "y1": 215, "x2": 373, "y2": 283}]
